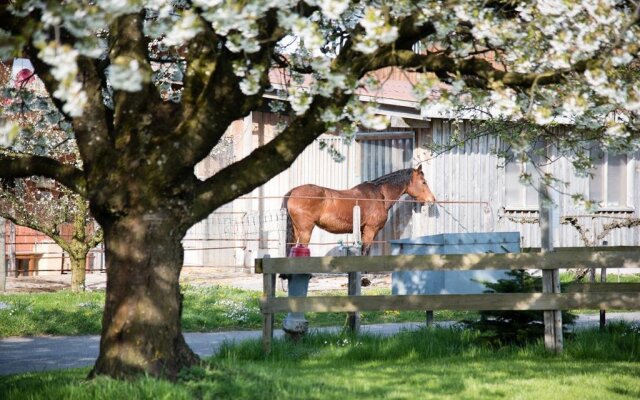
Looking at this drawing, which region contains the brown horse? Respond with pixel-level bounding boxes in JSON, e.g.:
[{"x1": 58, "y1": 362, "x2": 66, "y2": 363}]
[{"x1": 282, "y1": 165, "x2": 436, "y2": 255}]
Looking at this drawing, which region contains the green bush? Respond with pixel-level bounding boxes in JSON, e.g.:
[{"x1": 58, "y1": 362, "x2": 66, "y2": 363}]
[{"x1": 462, "y1": 270, "x2": 577, "y2": 346}]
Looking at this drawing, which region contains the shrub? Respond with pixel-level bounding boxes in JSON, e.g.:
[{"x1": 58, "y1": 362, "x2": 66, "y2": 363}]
[{"x1": 462, "y1": 269, "x2": 577, "y2": 346}]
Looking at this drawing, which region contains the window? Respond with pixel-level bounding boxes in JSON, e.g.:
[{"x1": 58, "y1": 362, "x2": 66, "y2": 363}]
[{"x1": 589, "y1": 150, "x2": 628, "y2": 208}]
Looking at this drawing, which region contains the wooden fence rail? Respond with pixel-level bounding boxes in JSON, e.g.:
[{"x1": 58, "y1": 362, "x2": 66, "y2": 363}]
[{"x1": 256, "y1": 247, "x2": 640, "y2": 353}]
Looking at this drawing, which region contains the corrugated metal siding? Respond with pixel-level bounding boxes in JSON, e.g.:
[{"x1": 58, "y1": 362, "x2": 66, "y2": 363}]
[
  {"x1": 421, "y1": 119, "x2": 640, "y2": 248},
  {"x1": 358, "y1": 131, "x2": 415, "y2": 255},
  {"x1": 183, "y1": 128, "x2": 238, "y2": 267},
  {"x1": 189, "y1": 114, "x2": 639, "y2": 267},
  {"x1": 423, "y1": 119, "x2": 501, "y2": 240},
  {"x1": 260, "y1": 134, "x2": 358, "y2": 258}
]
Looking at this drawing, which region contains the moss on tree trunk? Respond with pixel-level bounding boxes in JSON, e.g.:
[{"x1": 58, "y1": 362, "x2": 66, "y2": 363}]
[{"x1": 88, "y1": 214, "x2": 199, "y2": 380}]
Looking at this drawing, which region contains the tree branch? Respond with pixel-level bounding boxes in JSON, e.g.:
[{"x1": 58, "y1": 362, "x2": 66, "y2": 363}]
[
  {"x1": 173, "y1": 8, "x2": 284, "y2": 167},
  {"x1": 108, "y1": 12, "x2": 166, "y2": 147},
  {"x1": 0, "y1": 154, "x2": 86, "y2": 195}
]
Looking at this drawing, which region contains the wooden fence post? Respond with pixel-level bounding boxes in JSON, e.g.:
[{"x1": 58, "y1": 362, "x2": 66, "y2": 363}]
[
  {"x1": 262, "y1": 256, "x2": 276, "y2": 354},
  {"x1": 0, "y1": 217, "x2": 5, "y2": 292},
  {"x1": 600, "y1": 240, "x2": 607, "y2": 330},
  {"x1": 540, "y1": 182, "x2": 563, "y2": 353},
  {"x1": 347, "y1": 204, "x2": 361, "y2": 333},
  {"x1": 8, "y1": 221, "x2": 15, "y2": 276}
]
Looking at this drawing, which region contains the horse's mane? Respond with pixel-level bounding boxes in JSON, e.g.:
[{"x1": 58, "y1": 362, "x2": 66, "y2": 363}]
[{"x1": 368, "y1": 168, "x2": 413, "y2": 187}]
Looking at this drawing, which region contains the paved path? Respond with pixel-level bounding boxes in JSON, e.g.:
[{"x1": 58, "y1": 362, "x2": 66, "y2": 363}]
[{"x1": 1, "y1": 314, "x2": 638, "y2": 376}]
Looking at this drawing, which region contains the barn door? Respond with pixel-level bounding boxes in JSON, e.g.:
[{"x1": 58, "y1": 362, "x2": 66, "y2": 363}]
[{"x1": 357, "y1": 131, "x2": 415, "y2": 255}]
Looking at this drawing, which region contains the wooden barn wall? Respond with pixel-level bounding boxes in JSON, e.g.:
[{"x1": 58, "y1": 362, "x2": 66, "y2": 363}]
[
  {"x1": 187, "y1": 114, "x2": 639, "y2": 267},
  {"x1": 420, "y1": 119, "x2": 640, "y2": 248}
]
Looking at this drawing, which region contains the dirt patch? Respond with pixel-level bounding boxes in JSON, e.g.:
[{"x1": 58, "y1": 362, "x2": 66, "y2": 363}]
[{"x1": 1, "y1": 267, "x2": 391, "y2": 293}]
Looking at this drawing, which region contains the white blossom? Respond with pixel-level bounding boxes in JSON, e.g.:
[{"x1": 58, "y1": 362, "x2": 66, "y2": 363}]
[
  {"x1": 162, "y1": 11, "x2": 201, "y2": 47},
  {"x1": 561, "y1": 92, "x2": 590, "y2": 117},
  {"x1": 238, "y1": 65, "x2": 265, "y2": 96},
  {"x1": 38, "y1": 43, "x2": 87, "y2": 116},
  {"x1": 604, "y1": 122, "x2": 629, "y2": 138},
  {"x1": 532, "y1": 105, "x2": 555, "y2": 125},
  {"x1": 490, "y1": 89, "x2": 521, "y2": 118},
  {"x1": 288, "y1": 86, "x2": 313, "y2": 115},
  {"x1": 354, "y1": 7, "x2": 398, "y2": 54},
  {"x1": 108, "y1": 59, "x2": 145, "y2": 92},
  {"x1": 584, "y1": 68, "x2": 608, "y2": 87},
  {"x1": 317, "y1": 0, "x2": 349, "y2": 20},
  {"x1": 0, "y1": 121, "x2": 20, "y2": 146}
]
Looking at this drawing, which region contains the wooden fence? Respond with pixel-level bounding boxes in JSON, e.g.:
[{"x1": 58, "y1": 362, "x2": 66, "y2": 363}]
[{"x1": 256, "y1": 247, "x2": 640, "y2": 353}]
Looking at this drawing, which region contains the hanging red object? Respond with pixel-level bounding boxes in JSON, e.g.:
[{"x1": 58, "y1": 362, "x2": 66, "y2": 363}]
[
  {"x1": 15, "y1": 68, "x2": 35, "y2": 87},
  {"x1": 289, "y1": 244, "x2": 310, "y2": 258}
]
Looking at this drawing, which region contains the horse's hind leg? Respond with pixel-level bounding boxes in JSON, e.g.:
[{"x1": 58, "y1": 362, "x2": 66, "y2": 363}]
[
  {"x1": 291, "y1": 220, "x2": 313, "y2": 247},
  {"x1": 360, "y1": 226, "x2": 379, "y2": 256}
]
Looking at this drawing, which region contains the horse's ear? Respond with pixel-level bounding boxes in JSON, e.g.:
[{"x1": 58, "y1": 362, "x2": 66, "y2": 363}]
[{"x1": 416, "y1": 164, "x2": 423, "y2": 172}]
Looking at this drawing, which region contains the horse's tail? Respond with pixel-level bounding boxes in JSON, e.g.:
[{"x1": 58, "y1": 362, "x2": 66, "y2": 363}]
[{"x1": 281, "y1": 189, "x2": 294, "y2": 256}]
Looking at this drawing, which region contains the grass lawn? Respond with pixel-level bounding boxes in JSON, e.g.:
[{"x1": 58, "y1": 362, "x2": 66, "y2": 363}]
[
  {"x1": 1, "y1": 325, "x2": 639, "y2": 399},
  {"x1": 0, "y1": 272, "x2": 638, "y2": 337},
  {"x1": 0, "y1": 285, "x2": 475, "y2": 337}
]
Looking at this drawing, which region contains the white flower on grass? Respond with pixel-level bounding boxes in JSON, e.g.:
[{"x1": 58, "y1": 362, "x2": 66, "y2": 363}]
[{"x1": 108, "y1": 58, "x2": 145, "y2": 92}]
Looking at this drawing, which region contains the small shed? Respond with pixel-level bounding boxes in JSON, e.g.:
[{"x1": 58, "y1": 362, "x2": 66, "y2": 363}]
[{"x1": 391, "y1": 232, "x2": 520, "y2": 295}]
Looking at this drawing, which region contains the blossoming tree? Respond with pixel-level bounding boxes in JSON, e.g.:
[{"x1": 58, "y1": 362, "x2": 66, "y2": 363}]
[
  {"x1": 0, "y1": 0, "x2": 638, "y2": 380},
  {"x1": 0, "y1": 62, "x2": 102, "y2": 292}
]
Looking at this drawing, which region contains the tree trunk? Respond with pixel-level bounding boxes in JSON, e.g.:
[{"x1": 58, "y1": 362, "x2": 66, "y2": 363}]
[
  {"x1": 89, "y1": 214, "x2": 199, "y2": 380},
  {"x1": 69, "y1": 255, "x2": 86, "y2": 292}
]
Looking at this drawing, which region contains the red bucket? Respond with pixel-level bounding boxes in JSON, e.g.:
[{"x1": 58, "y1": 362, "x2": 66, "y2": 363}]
[{"x1": 289, "y1": 244, "x2": 310, "y2": 258}]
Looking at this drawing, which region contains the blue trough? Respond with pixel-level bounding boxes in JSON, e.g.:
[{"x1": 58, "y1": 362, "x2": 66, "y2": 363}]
[{"x1": 391, "y1": 232, "x2": 521, "y2": 295}]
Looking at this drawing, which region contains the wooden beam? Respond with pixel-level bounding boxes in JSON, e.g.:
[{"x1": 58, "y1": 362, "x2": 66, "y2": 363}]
[
  {"x1": 565, "y1": 282, "x2": 640, "y2": 293},
  {"x1": 262, "y1": 273, "x2": 276, "y2": 354},
  {"x1": 260, "y1": 292, "x2": 640, "y2": 313},
  {"x1": 257, "y1": 251, "x2": 640, "y2": 274},
  {"x1": 522, "y1": 246, "x2": 639, "y2": 253}
]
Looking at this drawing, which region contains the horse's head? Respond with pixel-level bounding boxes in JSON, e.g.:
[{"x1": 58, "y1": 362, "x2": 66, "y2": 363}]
[{"x1": 407, "y1": 165, "x2": 436, "y2": 204}]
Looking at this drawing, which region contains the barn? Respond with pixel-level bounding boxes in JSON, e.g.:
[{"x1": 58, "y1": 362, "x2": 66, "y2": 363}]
[{"x1": 183, "y1": 70, "x2": 640, "y2": 269}]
